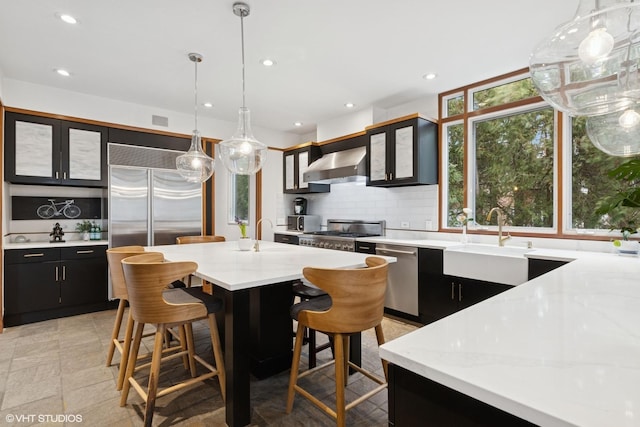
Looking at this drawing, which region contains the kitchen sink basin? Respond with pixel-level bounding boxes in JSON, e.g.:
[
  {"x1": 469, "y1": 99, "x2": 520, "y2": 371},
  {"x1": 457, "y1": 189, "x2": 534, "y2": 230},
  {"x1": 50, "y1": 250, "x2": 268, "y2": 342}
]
[{"x1": 443, "y1": 244, "x2": 533, "y2": 286}]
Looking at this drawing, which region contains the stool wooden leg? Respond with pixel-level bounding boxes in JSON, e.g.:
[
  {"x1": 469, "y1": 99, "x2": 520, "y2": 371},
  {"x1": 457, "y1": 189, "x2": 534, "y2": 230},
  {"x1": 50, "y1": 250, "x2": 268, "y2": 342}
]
[
  {"x1": 207, "y1": 314, "x2": 226, "y2": 400},
  {"x1": 120, "y1": 321, "x2": 144, "y2": 407},
  {"x1": 179, "y1": 325, "x2": 190, "y2": 370},
  {"x1": 144, "y1": 324, "x2": 165, "y2": 427},
  {"x1": 375, "y1": 324, "x2": 388, "y2": 381},
  {"x1": 308, "y1": 327, "x2": 317, "y2": 368},
  {"x1": 184, "y1": 323, "x2": 197, "y2": 378},
  {"x1": 286, "y1": 323, "x2": 306, "y2": 413},
  {"x1": 116, "y1": 311, "x2": 136, "y2": 391},
  {"x1": 334, "y1": 333, "x2": 346, "y2": 427},
  {"x1": 106, "y1": 299, "x2": 126, "y2": 367}
]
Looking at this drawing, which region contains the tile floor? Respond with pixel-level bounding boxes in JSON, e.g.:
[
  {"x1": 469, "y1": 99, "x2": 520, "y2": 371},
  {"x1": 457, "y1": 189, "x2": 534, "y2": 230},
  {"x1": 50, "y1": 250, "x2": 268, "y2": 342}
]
[{"x1": 0, "y1": 309, "x2": 417, "y2": 426}]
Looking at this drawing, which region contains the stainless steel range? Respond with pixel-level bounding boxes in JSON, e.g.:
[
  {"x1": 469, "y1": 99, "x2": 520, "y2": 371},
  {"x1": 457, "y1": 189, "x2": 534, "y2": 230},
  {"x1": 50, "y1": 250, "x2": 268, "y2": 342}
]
[{"x1": 299, "y1": 219, "x2": 385, "y2": 252}]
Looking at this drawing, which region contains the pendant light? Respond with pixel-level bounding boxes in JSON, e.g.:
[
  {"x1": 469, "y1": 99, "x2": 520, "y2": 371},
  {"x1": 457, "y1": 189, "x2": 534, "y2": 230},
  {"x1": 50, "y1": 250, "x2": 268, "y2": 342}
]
[
  {"x1": 529, "y1": 0, "x2": 640, "y2": 117},
  {"x1": 586, "y1": 104, "x2": 640, "y2": 156},
  {"x1": 218, "y1": 2, "x2": 268, "y2": 175},
  {"x1": 176, "y1": 52, "x2": 215, "y2": 183}
]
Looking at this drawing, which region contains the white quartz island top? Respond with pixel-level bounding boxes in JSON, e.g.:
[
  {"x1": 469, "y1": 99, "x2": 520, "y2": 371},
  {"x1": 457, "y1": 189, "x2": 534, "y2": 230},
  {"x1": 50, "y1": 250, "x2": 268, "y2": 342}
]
[
  {"x1": 380, "y1": 250, "x2": 640, "y2": 427},
  {"x1": 147, "y1": 240, "x2": 396, "y2": 291}
]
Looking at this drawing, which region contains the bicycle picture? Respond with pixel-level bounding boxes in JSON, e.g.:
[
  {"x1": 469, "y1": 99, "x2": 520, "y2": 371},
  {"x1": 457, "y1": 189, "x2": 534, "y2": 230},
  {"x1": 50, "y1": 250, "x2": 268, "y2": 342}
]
[{"x1": 36, "y1": 199, "x2": 82, "y2": 219}]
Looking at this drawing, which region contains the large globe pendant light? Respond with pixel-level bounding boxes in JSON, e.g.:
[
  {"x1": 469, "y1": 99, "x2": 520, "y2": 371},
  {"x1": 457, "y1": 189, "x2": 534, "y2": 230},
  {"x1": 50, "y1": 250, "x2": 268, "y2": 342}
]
[
  {"x1": 529, "y1": 0, "x2": 640, "y2": 117},
  {"x1": 586, "y1": 104, "x2": 640, "y2": 156},
  {"x1": 218, "y1": 2, "x2": 268, "y2": 175},
  {"x1": 176, "y1": 53, "x2": 215, "y2": 182}
]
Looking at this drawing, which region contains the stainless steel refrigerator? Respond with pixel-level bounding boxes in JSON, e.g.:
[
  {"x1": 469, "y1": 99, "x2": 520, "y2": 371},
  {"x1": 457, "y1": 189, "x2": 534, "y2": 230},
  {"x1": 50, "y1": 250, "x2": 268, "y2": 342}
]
[{"x1": 108, "y1": 143, "x2": 202, "y2": 248}]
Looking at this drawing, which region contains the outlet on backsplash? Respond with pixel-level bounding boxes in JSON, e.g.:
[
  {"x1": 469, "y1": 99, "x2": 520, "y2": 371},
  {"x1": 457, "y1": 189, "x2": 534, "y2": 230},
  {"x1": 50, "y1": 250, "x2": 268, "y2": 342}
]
[{"x1": 401, "y1": 222, "x2": 410, "y2": 228}]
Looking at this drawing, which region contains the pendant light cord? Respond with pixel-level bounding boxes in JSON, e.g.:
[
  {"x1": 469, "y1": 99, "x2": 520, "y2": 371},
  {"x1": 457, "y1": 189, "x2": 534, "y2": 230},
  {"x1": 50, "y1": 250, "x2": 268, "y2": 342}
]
[
  {"x1": 194, "y1": 58, "x2": 199, "y2": 131},
  {"x1": 240, "y1": 11, "x2": 246, "y2": 109}
]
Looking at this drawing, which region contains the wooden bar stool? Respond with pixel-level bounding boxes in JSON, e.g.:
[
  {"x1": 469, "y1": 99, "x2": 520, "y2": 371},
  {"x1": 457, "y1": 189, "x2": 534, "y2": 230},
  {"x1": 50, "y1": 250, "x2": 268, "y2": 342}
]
[
  {"x1": 120, "y1": 252, "x2": 225, "y2": 427},
  {"x1": 286, "y1": 257, "x2": 389, "y2": 427},
  {"x1": 106, "y1": 246, "x2": 186, "y2": 391}
]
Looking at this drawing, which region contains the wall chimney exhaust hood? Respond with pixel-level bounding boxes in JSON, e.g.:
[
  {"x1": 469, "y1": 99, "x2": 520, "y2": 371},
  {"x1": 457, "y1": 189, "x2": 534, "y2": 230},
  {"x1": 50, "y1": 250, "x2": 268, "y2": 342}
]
[{"x1": 302, "y1": 146, "x2": 367, "y2": 184}]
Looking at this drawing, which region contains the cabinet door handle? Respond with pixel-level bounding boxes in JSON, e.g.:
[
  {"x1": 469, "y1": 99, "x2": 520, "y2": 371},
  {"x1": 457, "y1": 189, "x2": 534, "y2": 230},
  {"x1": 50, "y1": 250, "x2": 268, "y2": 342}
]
[
  {"x1": 389, "y1": 172, "x2": 393, "y2": 181},
  {"x1": 451, "y1": 282, "x2": 455, "y2": 300},
  {"x1": 459, "y1": 283, "x2": 463, "y2": 302},
  {"x1": 282, "y1": 237, "x2": 290, "y2": 242},
  {"x1": 76, "y1": 250, "x2": 94, "y2": 254},
  {"x1": 55, "y1": 171, "x2": 59, "y2": 179},
  {"x1": 359, "y1": 245, "x2": 370, "y2": 250},
  {"x1": 62, "y1": 265, "x2": 66, "y2": 281},
  {"x1": 63, "y1": 171, "x2": 67, "y2": 180},
  {"x1": 23, "y1": 253, "x2": 44, "y2": 258},
  {"x1": 375, "y1": 248, "x2": 416, "y2": 255},
  {"x1": 55, "y1": 266, "x2": 59, "y2": 282}
]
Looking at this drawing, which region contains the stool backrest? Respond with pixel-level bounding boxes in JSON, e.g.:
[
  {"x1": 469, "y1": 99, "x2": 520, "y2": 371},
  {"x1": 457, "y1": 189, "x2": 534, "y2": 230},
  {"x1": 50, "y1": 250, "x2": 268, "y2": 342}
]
[
  {"x1": 300, "y1": 256, "x2": 389, "y2": 334},
  {"x1": 176, "y1": 235, "x2": 226, "y2": 244},
  {"x1": 106, "y1": 246, "x2": 146, "y2": 300},
  {"x1": 121, "y1": 252, "x2": 206, "y2": 324}
]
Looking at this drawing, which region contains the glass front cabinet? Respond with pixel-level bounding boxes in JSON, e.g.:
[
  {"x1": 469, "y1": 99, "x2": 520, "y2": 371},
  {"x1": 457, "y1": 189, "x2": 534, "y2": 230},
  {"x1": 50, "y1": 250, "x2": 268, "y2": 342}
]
[{"x1": 5, "y1": 112, "x2": 108, "y2": 187}]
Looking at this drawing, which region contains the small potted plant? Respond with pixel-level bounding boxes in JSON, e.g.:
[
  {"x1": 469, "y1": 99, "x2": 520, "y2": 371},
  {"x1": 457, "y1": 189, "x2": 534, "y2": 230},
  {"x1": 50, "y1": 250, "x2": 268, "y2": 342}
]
[
  {"x1": 235, "y1": 217, "x2": 253, "y2": 251},
  {"x1": 455, "y1": 207, "x2": 474, "y2": 244},
  {"x1": 76, "y1": 220, "x2": 92, "y2": 241}
]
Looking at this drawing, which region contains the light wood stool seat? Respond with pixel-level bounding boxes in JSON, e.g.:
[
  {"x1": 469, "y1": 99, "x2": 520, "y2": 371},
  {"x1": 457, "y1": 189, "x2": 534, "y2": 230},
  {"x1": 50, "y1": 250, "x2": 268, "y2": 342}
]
[
  {"x1": 120, "y1": 252, "x2": 225, "y2": 427},
  {"x1": 292, "y1": 281, "x2": 333, "y2": 368},
  {"x1": 176, "y1": 235, "x2": 226, "y2": 291},
  {"x1": 286, "y1": 257, "x2": 389, "y2": 427}
]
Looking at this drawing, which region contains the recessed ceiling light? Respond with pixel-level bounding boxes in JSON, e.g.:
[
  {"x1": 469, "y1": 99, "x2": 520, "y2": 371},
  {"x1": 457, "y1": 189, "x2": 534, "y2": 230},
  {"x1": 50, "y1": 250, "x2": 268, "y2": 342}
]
[
  {"x1": 261, "y1": 59, "x2": 276, "y2": 67},
  {"x1": 344, "y1": 102, "x2": 355, "y2": 108},
  {"x1": 423, "y1": 73, "x2": 437, "y2": 80},
  {"x1": 294, "y1": 122, "x2": 303, "y2": 127},
  {"x1": 203, "y1": 102, "x2": 213, "y2": 108},
  {"x1": 58, "y1": 13, "x2": 78, "y2": 24},
  {"x1": 56, "y1": 69, "x2": 70, "y2": 77}
]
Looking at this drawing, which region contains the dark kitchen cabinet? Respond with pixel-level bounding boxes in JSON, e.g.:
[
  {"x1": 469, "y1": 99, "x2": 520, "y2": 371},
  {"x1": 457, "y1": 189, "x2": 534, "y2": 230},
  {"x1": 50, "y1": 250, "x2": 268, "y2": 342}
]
[
  {"x1": 5, "y1": 112, "x2": 108, "y2": 187},
  {"x1": 418, "y1": 248, "x2": 511, "y2": 324},
  {"x1": 355, "y1": 241, "x2": 376, "y2": 254},
  {"x1": 283, "y1": 145, "x2": 330, "y2": 194},
  {"x1": 528, "y1": 258, "x2": 569, "y2": 280},
  {"x1": 4, "y1": 245, "x2": 109, "y2": 326},
  {"x1": 366, "y1": 116, "x2": 438, "y2": 187},
  {"x1": 274, "y1": 233, "x2": 299, "y2": 245}
]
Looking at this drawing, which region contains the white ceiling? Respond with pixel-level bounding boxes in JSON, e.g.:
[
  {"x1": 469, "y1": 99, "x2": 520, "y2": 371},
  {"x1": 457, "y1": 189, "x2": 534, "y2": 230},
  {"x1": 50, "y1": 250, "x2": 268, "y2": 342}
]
[{"x1": 0, "y1": 1, "x2": 578, "y2": 135}]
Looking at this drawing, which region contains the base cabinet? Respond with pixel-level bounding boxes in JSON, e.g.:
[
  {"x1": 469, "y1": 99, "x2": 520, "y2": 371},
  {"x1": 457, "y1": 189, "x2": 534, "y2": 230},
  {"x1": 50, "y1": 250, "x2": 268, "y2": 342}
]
[
  {"x1": 418, "y1": 248, "x2": 511, "y2": 324},
  {"x1": 4, "y1": 245, "x2": 109, "y2": 326},
  {"x1": 388, "y1": 364, "x2": 536, "y2": 426},
  {"x1": 274, "y1": 233, "x2": 299, "y2": 245}
]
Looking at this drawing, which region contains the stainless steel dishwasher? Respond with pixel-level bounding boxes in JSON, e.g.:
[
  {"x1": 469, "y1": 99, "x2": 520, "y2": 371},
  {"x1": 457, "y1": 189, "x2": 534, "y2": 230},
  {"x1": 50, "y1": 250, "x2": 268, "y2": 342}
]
[{"x1": 375, "y1": 243, "x2": 418, "y2": 316}]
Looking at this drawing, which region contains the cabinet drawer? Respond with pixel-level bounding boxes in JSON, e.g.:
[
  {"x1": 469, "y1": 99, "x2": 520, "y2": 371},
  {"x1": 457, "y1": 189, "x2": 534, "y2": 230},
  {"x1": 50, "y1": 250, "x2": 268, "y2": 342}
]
[
  {"x1": 5, "y1": 248, "x2": 60, "y2": 264},
  {"x1": 61, "y1": 245, "x2": 106, "y2": 260}
]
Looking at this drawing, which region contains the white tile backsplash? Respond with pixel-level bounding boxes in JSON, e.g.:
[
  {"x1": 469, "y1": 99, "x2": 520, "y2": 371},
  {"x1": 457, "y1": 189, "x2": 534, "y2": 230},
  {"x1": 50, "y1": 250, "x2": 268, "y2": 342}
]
[{"x1": 284, "y1": 183, "x2": 439, "y2": 231}]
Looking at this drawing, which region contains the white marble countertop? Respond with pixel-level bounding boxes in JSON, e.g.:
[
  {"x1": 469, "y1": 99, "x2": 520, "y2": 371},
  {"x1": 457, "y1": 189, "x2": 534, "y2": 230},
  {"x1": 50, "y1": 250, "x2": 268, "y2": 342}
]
[
  {"x1": 380, "y1": 250, "x2": 640, "y2": 427},
  {"x1": 147, "y1": 240, "x2": 396, "y2": 291},
  {"x1": 4, "y1": 239, "x2": 109, "y2": 250}
]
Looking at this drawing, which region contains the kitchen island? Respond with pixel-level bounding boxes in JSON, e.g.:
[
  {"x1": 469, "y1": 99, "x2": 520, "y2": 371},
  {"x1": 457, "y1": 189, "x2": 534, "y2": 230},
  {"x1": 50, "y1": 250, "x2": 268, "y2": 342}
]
[
  {"x1": 148, "y1": 240, "x2": 395, "y2": 427},
  {"x1": 380, "y1": 249, "x2": 640, "y2": 426}
]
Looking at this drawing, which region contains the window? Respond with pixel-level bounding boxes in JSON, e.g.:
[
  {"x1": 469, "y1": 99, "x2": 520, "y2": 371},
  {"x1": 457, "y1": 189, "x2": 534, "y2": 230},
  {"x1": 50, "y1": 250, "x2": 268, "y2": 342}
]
[
  {"x1": 441, "y1": 67, "x2": 638, "y2": 239},
  {"x1": 568, "y1": 116, "x2": 637, "y2": 232},
  {"x1": 472, "y1": 106, "x2": 555, "y2": 229},
  {"x1": 229, "y1": 173, "x2": 249, "y2": 223}
]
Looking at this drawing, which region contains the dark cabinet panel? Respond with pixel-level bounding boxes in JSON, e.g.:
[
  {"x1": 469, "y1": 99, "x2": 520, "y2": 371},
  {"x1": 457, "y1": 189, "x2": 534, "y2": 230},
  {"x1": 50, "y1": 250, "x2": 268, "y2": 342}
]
[
  {"x1": 283, "y1": 145, "x2": 330, "y2": 194},
  {"x1": 4, "y1": 245, "x2": 109, "y2": 326},
  {"x1": 355, "y1": 241, "x2": 376, "y2": 254},
  {"x1": 5, "y1": 112, "x2": 108, "y2": 187},
  {"x1": 367, "y1": 117, "x2": 438, "y2": 187},
  {"x1": 274, "y1": 233, "x2": 299, "y2": 245},
  {"x1": 528, "y1": 258, "x2": 568, "y2": 280}
]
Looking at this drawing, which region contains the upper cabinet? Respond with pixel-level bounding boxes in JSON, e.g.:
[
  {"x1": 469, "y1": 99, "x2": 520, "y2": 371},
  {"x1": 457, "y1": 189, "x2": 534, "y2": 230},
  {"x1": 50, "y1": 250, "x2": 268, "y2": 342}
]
[
  {"x1": 366, "y1": 116, "x2": 438, "y2": 187},
  {"x1": 283, "y1": 145, "x2": 330, "y2": 194},
  {"x1": 5, "y1": 112, "x2": 108, "y2": 187}
]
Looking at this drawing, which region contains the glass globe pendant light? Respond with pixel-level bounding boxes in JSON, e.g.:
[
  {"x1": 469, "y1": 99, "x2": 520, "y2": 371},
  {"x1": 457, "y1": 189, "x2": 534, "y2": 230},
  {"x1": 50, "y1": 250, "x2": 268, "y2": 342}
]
[
  {"x1": 529, "y1": 0, "x2": 640, "y2": 117},
  {"x1": 218, "y1": 2, "x2": 268, "y2": 175},
  {"x1": 586, "y1": 104, "x2": 640, "y2": 156},
  {"x1": 176, "y1": 52, "x2": 215, "y2": 183}
]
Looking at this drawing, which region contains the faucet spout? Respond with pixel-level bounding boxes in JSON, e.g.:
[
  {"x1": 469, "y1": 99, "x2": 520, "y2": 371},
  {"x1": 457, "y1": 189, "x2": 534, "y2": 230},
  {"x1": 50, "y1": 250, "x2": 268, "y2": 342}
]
[
  {"x1": 254, "y1": 218, "x2": 273, "y2": 252},
  {"x1": 486, "y1": 207, "x2": 511, "y2": 247}
]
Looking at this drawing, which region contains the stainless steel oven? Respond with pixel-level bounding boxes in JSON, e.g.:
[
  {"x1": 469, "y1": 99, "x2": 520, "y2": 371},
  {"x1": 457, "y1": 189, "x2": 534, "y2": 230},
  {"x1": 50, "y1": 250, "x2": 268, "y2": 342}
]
[{"x1": 298, "y1": 219, "x2": 385, "y2": 252}]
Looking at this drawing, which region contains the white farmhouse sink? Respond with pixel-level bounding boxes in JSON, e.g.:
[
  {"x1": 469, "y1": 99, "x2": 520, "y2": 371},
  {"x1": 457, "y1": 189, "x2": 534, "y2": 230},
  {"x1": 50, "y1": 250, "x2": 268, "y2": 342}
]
[{"x1": 443, "y1": 244, "x2": 533, "y2": 286}]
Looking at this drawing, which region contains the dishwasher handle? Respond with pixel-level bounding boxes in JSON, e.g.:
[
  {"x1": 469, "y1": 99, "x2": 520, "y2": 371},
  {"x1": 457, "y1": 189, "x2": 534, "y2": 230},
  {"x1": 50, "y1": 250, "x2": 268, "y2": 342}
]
[{"x1": 375, "y1": 247, "x2": 416, "y2": 256}]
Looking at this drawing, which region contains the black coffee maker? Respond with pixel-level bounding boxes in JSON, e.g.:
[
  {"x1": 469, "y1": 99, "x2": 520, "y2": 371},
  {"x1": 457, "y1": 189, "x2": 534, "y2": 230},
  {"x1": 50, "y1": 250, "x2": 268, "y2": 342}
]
[{"x1": 293, "y1": 197, "x2": 307, "y2": 215}]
